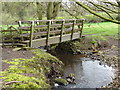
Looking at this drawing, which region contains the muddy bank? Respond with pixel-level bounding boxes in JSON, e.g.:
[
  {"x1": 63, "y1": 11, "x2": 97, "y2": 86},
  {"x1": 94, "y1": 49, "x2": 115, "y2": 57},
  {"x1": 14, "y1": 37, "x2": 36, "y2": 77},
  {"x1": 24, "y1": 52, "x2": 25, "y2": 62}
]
[
  {"x1": 49, "y1": 36, "x2": 119, "y2": 89},
  {"x1": 1, "y1": 36, "x2": 119, "y2": 89}
]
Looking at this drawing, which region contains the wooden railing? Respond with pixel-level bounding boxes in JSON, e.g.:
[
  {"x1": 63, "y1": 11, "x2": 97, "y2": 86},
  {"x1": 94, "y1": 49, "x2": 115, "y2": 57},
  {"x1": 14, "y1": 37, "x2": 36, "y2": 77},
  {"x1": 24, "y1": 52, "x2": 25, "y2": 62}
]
[
  {"x1": 17, "y1": 19, "x2": 84, "y2": 47},
  {"x1": 1, "y1": 19, "x2": 84, "y2": 47}
]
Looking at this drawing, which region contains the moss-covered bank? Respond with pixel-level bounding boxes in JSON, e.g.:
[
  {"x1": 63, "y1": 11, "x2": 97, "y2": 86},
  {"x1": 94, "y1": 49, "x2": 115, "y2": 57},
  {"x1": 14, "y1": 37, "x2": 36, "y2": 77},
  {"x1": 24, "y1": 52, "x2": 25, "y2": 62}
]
[{"x1": 1, "y1": 49, "x2": 63, "y2": 88}]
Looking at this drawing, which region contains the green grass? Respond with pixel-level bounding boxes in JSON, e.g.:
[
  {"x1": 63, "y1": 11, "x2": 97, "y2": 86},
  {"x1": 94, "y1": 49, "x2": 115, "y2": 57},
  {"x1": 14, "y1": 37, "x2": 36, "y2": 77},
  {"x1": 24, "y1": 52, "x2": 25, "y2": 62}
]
[{"x1": 83, "y1": 22, "x2": 118, "y2": 38}]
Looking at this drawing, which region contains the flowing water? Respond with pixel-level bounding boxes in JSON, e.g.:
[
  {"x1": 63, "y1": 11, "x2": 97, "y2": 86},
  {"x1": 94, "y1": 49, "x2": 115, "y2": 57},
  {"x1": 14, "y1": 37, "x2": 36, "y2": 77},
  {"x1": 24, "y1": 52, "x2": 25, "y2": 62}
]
[{"x1": 54, "y1": 53, "x2": 115, "y2": 88}]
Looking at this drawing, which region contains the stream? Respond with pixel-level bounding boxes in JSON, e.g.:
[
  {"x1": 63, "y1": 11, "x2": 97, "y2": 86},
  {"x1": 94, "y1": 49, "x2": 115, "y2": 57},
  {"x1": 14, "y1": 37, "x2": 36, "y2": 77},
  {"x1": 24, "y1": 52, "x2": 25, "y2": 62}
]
[{"x1": 54, "y1": 53, "x2": 115, "y2": 88}]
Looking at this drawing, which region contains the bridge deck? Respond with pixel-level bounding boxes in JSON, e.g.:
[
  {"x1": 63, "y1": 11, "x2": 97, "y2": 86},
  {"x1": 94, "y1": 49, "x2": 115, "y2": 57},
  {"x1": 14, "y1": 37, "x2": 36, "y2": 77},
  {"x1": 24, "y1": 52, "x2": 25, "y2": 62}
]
[{"x1": 21, "y1": 32, "x2": 80, "y2": 47}]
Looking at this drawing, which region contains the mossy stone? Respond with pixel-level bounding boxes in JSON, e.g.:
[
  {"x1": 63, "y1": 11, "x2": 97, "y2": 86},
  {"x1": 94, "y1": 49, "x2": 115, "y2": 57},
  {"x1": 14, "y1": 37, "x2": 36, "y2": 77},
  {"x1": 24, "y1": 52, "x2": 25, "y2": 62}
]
[{"x1": 54, "y1": 78, "x2": 68, "y2": 86}]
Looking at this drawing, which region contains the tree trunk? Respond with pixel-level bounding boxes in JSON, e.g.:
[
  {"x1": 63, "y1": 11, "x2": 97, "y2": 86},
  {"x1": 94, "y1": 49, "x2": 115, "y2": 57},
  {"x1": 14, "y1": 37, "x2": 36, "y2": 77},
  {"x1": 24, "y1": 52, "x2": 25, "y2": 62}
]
[
  {"x1": 36, "y1": 2, "x2": 42, "y2": 20},
  {"x1": 47, "y1": 2, "x2": 61, "y2": 20},
  {"x1": 47, "y1": 2, "x2": 54, "y2": 20}
]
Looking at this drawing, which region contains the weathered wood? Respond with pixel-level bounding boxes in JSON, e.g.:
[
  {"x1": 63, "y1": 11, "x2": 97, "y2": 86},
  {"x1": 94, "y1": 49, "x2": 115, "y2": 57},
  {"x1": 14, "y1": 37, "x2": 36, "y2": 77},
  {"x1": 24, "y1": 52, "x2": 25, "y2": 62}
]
[
  {"x1": 79, "y1": 20, "x2": 84, "y2": 38},
  {"x1": 29, "y1": 21, "x2": 34, "y2": 47},
  {"x1": 22, "y1": 32, "x2": 80, "y2": 47},
  {"x1": 19, "y1": 28, "x2": 80, "y2": 37},
  {"x1": 71, "y1": 19, "x2": 76, "y2": 40},
  {"x1": 18, "y1": 19, "x2": 83, "y2": 23},
  {"x1": 2, "y1": 43, "x2": 26, "y2": 47},
  {"x1": 64, "y1": 23, "x2": 73, "y2": 26},
  {"x1": 2, "y1": 40, "x2": 20, "y2": 42},
  {"x1": 3, "y1": 19, "x2": 84, "y2": 47},
  {"x1": 18, "y1": 21, "x2": 22, "y2": 34},
  {"x1": 60, "y1": 20, "x2": 65, "y2": 42},
  {"x1": 46, "y1": 20, "x2": 51, "y2": 46},
  {"x1": 0, "y1": 30, "x2": 18, "y2": 32}
]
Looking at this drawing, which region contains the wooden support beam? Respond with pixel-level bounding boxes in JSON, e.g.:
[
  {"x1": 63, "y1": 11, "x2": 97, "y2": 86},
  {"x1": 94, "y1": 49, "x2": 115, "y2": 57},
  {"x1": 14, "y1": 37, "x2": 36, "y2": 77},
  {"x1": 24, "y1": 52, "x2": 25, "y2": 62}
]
[
  {"x1": 29, "y1": 21, "x2": 34, "y2": 47},
  {"x1": 79, "y1": 20, "x2": 84, "y2": 38},
  {"x1": 46, "y1": 20, "x2": 51, "y2": 46},
  {"x1": 18, "y1": 21, "x2": 22, "y2": 34},
  {"x1": 60, "y1": 20, "x2": 65, "y2": 42},
  {"x1": 71, "y1": 19, "x2": 76, "y2": 40}
]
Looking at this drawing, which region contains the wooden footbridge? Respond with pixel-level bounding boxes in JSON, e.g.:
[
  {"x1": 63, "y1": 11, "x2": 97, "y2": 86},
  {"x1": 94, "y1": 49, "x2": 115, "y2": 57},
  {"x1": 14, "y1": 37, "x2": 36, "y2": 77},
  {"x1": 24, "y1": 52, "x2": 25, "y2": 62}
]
[{"x1": 1, "y1": 19, "x2": 84, "y2": 47}]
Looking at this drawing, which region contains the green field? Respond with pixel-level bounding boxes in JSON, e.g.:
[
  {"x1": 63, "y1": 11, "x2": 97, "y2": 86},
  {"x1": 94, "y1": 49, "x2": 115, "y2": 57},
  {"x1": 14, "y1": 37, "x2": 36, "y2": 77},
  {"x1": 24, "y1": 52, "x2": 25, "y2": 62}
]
[
  {"x1": 83, "y1": 22, "x2": 118, "y2": 36},
  {"x1": 83, "y1": 22, "x2": 118, "y2": 37}
]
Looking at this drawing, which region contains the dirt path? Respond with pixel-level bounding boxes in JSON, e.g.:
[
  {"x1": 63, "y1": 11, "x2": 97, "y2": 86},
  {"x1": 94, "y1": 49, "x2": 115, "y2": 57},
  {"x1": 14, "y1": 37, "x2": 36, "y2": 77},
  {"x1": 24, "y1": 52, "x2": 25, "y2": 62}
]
[{"x1": 2, "y1": 47, "x2": 34, "y2": 70}]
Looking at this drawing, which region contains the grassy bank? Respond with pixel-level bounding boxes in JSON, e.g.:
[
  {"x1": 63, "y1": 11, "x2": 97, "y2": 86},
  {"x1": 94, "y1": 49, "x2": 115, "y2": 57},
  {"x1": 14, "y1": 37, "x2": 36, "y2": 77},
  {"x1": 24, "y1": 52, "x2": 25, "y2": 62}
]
[{"x1": 1, "y1": 49, "x2": 63, "y2": 88}]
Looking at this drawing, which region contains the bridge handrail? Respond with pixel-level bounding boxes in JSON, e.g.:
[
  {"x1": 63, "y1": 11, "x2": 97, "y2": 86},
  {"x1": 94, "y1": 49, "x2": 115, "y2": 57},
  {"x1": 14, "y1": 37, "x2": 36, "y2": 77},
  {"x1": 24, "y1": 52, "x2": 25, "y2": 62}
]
[
  {"x1": 17, "y1": 19, "x2": 85, "y2": 24},
  {"x1": 17, "y1": 19, "x2": 84, "y2": 47}
]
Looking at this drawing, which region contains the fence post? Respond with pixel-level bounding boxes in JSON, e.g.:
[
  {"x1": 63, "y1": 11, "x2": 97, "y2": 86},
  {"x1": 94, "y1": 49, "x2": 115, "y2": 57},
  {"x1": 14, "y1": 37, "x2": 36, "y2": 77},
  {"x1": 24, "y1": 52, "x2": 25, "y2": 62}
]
[
  {"x1": 79, "y1": 20, "x2": 84, "y2": 38},
  {"x1": 71, "y1": 19, "x2": 76, "y2": 40},
  {"x1": 60, "y1": 19, "x2": 65, "y2": 42},
  {"x1": 46, "y1": 20, "x2": 51, "y2": 46},
  {"x1": 18, "y1": 21, "x2": 22, "y2": 34},
  {"x1": 29, "y1": 21, "x2": 34, "y2": 47}
]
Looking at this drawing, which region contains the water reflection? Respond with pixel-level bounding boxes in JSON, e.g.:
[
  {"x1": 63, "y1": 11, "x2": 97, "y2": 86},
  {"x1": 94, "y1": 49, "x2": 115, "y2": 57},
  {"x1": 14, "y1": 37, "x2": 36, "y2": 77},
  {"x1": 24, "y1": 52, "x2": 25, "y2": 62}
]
[{"x1": 55, "y1": 53, "x2": 114, "y2": 88}]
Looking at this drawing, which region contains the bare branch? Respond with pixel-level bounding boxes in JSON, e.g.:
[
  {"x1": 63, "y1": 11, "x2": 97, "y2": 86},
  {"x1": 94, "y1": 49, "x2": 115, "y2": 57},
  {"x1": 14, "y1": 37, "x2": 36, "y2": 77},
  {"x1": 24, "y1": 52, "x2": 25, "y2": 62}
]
[
  {"x1": 89, "y1": 2, "x2": 114, "y2": 19},
  {"x1": 73, "y1": 0, "x2": 120, "y2": 24},
  {"x1": 103, "y1": 1, "x2": 119, "y2": 7}
]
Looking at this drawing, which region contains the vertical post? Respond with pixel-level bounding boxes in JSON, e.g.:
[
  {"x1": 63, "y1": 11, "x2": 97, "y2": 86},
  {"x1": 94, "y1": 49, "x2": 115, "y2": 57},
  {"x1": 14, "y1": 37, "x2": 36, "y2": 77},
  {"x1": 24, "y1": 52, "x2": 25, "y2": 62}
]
[
  {"x1": 46, "y1": 20, "x2": 51, "y2": 46},
  {"x1": 1, "y1": 31, "x2": 4, "y2": 47},
  {"x1": 29, "y1": 21, "x2": 34, "y2": 47},
  {"x1": 18, "y1": 21, "x2": 24, "y2": 42},
  {"x1": 18, "y1": 21, "x2": 22, "y2": 34},
  {"x1": 79, "y1": 20, "x2": 84, "y2": 38},
  {"x1": 71, "y1": 19, "x2": 76, "y2": 40},
  {"x1": 11, "y1": 31, "x2": 14, "y2": 47},
  {"x1": 60, "y1": 19, "x2": 65, "y2": 42}
]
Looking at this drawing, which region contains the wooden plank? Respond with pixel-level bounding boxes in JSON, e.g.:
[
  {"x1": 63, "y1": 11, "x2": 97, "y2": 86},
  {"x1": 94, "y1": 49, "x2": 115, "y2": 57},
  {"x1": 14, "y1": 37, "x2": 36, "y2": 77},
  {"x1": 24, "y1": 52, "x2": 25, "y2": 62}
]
[
  {"x1": 2, "y1": 40, "x2": 20, "y2": 42},
  {"x1": 20, "y1": 33, "x2": 30, "y2": 37},
  {"x1": 72, "y1": 32, "x2": 80, "y2": 39},
  {"x1": 64, "y1": 23, "x2": 73, "y2": 26},
  {"x1": 18, "y1": 25, "x2": 48, "y2": 30},
  {"x1": 32, "y1": 38, "x2": 46, "y2": 47},
  {"x1": 29, "y1": 32, "x2": 80, "y2": 47},
  {"x1": 0, "y1": 30, "x2": 18, "y2": 32},
  {"x1": 75, "y1": 23, "x2": 82, "y2": 25},
  {"x1": 19, "y1": 28, "x2": 79, "y2": 37},
  {"x1": 51, "y1": 24, "x2": 61, "y2": 27},
  {"x1": 18, "y1": 26, "x2": 30, "y2": 30},
  {"x1": 17, "y1": 19, "x2": 84, "y2": 24},
  {"x1": 2, "y1": 43, "x2": 26, "y2": 47},
  {"x1": 35, "y1": 25, "x2": 48, "y2": 28}
]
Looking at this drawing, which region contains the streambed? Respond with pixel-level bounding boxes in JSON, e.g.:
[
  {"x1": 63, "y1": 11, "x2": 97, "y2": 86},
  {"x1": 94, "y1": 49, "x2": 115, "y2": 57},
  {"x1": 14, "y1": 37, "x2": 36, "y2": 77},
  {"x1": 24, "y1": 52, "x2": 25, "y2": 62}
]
[{"x1": 55, "y1": 53, "x2": 115, "y2": 88}]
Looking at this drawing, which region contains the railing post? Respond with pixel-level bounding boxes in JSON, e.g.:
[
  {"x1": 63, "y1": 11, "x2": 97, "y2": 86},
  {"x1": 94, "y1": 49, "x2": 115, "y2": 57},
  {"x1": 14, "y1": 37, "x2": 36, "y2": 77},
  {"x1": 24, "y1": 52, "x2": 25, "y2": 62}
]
[
  {"x1": 60, "y1": 19, "x2": 65, "y2": 42},
  {"x1": 46, "y1": 20, "x2": 51, "y2": 46},
  {"x1": 79, "y1": 20, "x2": 84, "y2": 38},
  {"x1": 71, "y1": 19, "x2": 76, "y2": 40},
  {"x1": 29, "y1": 21, "x2": 34, "y2": 47},
  {"x1": 18, "y1": 21, "x2": 22, "y2": 34}
]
